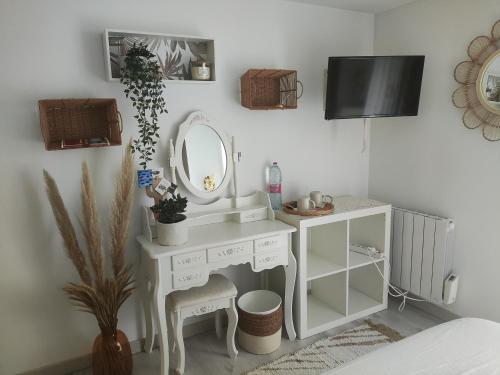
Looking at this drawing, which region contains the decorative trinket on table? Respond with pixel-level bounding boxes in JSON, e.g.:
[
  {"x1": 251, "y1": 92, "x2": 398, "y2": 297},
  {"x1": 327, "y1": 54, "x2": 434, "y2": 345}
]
[
  {"x1": 155, "y1": 178, "x2": 171, "y2": 196},
  {"x1": 203, "y1": 175, "x2": 216, "y2": 192}
]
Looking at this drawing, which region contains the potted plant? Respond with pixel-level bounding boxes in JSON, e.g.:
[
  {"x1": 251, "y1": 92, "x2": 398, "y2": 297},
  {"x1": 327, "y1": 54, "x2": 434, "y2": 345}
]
[
  {"x1": 151, "y1": 188, "x2": 189, "y2": 246},
  {"x1": 120, "y1": 43, "x2": 167, "y2": 187},
  {"x1": 43, "y1": 147, "x2": 135, "y2": 375}
]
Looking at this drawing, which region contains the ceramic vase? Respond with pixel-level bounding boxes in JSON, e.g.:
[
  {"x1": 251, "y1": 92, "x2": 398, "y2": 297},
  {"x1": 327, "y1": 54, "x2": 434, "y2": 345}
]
[
  {"x1": 91, "y1": 329, "x2": 132, "y2": 375},
  {"x1": 157, "y1": 215, "x2": 188, "y2": 246}
]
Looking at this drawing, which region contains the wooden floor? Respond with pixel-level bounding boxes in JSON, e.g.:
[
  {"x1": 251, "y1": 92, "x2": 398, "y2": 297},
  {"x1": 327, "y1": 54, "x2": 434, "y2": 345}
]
[{"x1": 74, "y1": 300, "x2": 445, "y2": 375}]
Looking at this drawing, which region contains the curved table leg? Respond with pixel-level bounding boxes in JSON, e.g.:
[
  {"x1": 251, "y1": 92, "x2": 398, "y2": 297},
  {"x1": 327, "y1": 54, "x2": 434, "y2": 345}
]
[
  {"x1": 153, "y1": 261, "x2": 170, "y2": 375},
  {"x1": 142, "y1": 278, "x2": 155, "y2": 353},
  {"x1": 173, "y1": 310, "x2": 185, "y2": 374},
  {"x1": 139, "y1": 253, "x2": 155, "y2": 353},
  {"x1": 226, "y1": 299, "x2": 238, "y2": 359},
  {"x1": 283, "y1": 246, "x2": 297, "y2": 341}
]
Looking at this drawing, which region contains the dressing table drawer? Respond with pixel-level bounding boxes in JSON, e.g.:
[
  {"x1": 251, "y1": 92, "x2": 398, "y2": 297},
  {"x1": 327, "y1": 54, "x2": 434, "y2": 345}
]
[
  {"x1": 172, "y1": 269, "x2": 208, "y2": 289},
  {"x1": 172, "y1": 250, "x2": 207, "y2": 271},
  {"x1": 254, "y1": 251, "x2": 286, "y2": 269},
  {"x1": 235, "y1": 207, "x2": 268, "y2": 223},
  {"x1": 208, "y1": 241, "x2": 253, "y2": 263},
  {"x1": 254, "y1": 235, "x2": 286, "y2": 253}
]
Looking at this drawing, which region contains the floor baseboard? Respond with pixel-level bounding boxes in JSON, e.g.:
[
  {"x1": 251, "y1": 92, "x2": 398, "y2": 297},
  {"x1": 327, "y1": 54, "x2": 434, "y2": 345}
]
[
  {"x1": 19, "y1": 318, "x2": 215, "y2": 375},
  {"x1": 406, "y1": 299, "x2": 461, "y2": 322}
]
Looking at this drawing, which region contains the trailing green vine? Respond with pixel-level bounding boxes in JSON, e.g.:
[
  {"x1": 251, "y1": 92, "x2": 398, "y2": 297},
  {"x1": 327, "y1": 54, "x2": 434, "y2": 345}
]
[{"x1": 120, "y1": 43, "x2": 167, "y2": 170}]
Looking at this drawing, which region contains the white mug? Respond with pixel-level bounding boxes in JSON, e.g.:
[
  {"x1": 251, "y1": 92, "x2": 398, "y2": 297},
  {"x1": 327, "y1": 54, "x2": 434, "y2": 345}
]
[
  {"x1": 298, "y1": 196, "x2": 316, "y2": 211},
  {"x1": 310, "y1": 191, "x2": 333, "y2": 207}
]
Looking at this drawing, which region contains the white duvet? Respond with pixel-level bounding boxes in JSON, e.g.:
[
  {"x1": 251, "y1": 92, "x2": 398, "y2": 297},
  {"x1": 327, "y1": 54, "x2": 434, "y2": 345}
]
[{"x1": 328, "y1": 318, "x2": 500, "y2": 375}]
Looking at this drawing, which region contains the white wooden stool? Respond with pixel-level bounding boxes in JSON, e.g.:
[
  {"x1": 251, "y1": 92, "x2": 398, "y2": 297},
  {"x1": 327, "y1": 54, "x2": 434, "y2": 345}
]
[{"x1": 167, "y1": 274, "x2": 238, "y2": 374}]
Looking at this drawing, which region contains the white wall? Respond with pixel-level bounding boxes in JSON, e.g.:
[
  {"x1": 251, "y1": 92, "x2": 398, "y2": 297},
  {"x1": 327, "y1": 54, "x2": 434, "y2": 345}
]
[
  {"x1": 370, "y1": 0, "x2": 500, "y2": 322},
  {"x1": 0, "y1": 0, "x2": 373, "y2": 372}
]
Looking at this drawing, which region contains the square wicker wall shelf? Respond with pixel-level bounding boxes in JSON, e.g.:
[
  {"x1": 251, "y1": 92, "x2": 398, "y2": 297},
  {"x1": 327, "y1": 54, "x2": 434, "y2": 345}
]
[
  {"x1": 38, "y1": 99, "x2": 122, "y2": 151},
  {"x1": 241, "y1": 69, "x2": 302, "y2": 110}
]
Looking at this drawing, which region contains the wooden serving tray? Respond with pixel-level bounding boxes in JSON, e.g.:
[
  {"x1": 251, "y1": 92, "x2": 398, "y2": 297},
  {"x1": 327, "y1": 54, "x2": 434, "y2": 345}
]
[{"x1": 283, "y1": 202, "x2": 334, "y2": 217}]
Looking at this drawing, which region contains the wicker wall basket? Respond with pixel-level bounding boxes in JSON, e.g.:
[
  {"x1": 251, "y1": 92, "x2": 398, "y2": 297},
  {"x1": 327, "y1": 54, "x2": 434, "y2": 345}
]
[
  {"x1": 38, "y1": 98, "x2": 122, "y2": 150},
  {"x1": 241, "y1": 69, "x2": 303, "y2": 110}
]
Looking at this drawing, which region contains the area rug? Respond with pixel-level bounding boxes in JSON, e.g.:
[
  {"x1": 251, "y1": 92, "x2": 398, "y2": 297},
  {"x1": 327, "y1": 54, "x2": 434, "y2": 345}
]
[{"x1": 245, "y1": 320, "x2": 403, "y2": 375}]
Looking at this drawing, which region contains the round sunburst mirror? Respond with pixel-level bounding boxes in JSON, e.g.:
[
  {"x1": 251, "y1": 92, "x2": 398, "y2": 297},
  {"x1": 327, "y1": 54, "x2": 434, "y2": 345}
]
[
  {"x1": 453, "y1": 19, "x2": 500, "y2": 141},
  {"x1": 477, "y1": 50, "x2": 500, "y2": 116}
]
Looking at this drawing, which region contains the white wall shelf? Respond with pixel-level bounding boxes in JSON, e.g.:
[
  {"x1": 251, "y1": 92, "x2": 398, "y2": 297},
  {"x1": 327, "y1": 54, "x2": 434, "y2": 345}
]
[
  {"x1": 103, "y1": 29, "x2": 216, "y2": 83},
  {"x1": 277, "y1": 196, "x2": 391, "y2": 339}
]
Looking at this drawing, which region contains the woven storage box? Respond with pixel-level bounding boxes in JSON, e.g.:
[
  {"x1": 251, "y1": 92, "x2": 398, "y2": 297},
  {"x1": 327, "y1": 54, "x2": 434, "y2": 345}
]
[
  {"x1": 241, "y1": 69, "x2": 302, "y2": 110},
  {"x1": 237, "y1": 290, "x2": 283, "y2": 354},
  {"x1": 38, "y1": 98, "x2": 122, "y2": 150},
  {"x1": 238, "y1": 304, "x2": 283, "y2": 336}
]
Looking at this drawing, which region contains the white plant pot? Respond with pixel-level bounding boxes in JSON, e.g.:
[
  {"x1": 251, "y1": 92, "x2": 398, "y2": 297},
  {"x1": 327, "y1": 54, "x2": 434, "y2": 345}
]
[{"x1": 157, "y1": 217, "x2": 188, "y2": 246}]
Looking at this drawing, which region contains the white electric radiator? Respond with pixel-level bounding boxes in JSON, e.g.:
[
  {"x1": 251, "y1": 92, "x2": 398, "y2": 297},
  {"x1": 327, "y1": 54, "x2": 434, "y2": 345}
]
[{"x1": 391, "y1": 207, "x2": 455, "y2": 304}]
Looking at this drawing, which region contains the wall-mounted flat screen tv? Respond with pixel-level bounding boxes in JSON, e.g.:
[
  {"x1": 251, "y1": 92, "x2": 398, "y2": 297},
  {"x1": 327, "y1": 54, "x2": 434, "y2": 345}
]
[{"x1": 325, "y1": 56, "x2": 425, "y2": 120}]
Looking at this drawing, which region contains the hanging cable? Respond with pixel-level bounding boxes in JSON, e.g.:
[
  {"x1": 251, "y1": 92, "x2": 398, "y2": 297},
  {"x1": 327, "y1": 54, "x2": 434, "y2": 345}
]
[
  {"x1": 361, "y1": 118, "x2": 368, "y2": 153},
  {"x1": 365, "y1": 251, "x2": 431, "y2": 312}
]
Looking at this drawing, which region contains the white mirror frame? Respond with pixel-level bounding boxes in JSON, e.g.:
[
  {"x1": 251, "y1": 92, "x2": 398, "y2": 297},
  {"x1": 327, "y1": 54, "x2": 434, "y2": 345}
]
[{"x1": 173, "y1": 111, "x2": 234, "y2": 200}]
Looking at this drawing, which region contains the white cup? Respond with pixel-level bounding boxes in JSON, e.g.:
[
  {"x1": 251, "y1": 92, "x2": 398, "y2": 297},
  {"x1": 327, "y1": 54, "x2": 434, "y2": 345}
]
[
  {"x1": 310, "y1": 191, "x2": 333, "y2": 207},
  {"x1": 298, "y1": 197, "x2": 316, "y2": 211}
]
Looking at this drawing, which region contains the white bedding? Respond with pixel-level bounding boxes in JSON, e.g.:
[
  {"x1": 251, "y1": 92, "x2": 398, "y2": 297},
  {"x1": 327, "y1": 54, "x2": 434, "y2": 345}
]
[{"x1": 328, "y1": 318, "x2": 500, "y2": 375}]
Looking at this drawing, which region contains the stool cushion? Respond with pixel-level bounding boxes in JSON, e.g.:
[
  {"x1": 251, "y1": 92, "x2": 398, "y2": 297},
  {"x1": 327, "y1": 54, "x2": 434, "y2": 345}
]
[{"x1": 168, "y1": 274, "x2": 237, "y2": 310}]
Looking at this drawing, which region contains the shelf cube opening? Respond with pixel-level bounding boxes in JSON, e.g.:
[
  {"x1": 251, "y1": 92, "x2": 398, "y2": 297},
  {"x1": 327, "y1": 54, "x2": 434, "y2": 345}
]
[
  {"x1": 348, "y1": 262, "x2": 385, "y2": 315},
  {"x1": 308, "y1": 220, "x2": 347, "y2": 274},
  {"x1": 307, "y1": 272, "x2": 347, "y2": 329},
  {"x1": 350, "y1": 214, "x2": 387, "y2": 255}
]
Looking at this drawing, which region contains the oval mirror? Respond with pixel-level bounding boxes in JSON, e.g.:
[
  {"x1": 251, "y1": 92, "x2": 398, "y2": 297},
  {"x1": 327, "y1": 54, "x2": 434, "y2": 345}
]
[
  {"x1": 181, "y1": 124, "x2": 227, "y2": 193},
  {"x1": 477, "y1": 50, "x2": 500, "y2": 115},
  {"x1": 174, "y1": 112, "x2": 233, "y2": 200}
]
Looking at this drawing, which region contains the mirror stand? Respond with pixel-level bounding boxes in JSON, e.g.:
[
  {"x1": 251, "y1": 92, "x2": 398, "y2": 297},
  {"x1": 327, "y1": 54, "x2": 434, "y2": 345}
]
[{"x1": 141, "y1": 111, "x2": 275, "y2": 242}]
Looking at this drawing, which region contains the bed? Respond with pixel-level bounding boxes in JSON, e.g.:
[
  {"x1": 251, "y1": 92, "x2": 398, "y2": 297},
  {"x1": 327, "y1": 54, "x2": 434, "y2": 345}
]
[{"x1": 328, "y1": 318, "x2": 500, "y2": 375}]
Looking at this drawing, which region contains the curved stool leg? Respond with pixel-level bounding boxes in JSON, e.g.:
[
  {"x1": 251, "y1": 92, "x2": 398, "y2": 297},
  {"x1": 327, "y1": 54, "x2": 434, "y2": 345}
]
[
  {"x1": 226, "y1": 298, "x2": 238, "y2": 359},
  {"x1": 173, "y1": 310, "x2": 185, "y2": 374},
  {"x1": 168, "y1": 308, "x2": 176, "y2": 370},
  {"x1": 215, "y1": 310, "x2": 223, "y2": 339}
]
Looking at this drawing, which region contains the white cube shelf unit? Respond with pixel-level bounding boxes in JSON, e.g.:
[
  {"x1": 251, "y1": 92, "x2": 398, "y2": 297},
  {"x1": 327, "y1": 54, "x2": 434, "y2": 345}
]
[
  {"x1": 103, "y1": 29, "x2": 216, "y2": 83},
  {"x1": 276, "y1": 196, "x2": 391, "y2": 339}
]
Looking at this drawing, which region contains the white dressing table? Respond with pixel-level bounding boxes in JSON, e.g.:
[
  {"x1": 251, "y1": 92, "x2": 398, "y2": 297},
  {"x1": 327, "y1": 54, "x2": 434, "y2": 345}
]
[{"x1": 137, "y1": 112, "x2": 297, "y2": 375}]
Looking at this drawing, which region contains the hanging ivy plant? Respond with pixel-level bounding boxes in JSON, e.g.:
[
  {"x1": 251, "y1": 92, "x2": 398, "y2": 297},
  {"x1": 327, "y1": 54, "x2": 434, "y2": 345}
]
[{"x1": 120, "y1": 43, "x2": 167, "y2": 170}]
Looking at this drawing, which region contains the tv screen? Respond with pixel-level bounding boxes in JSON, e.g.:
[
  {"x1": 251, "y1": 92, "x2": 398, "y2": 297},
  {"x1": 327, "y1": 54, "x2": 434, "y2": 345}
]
[{"x1": 325, "y1": 56, "x2": 425, "y2": 120}]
